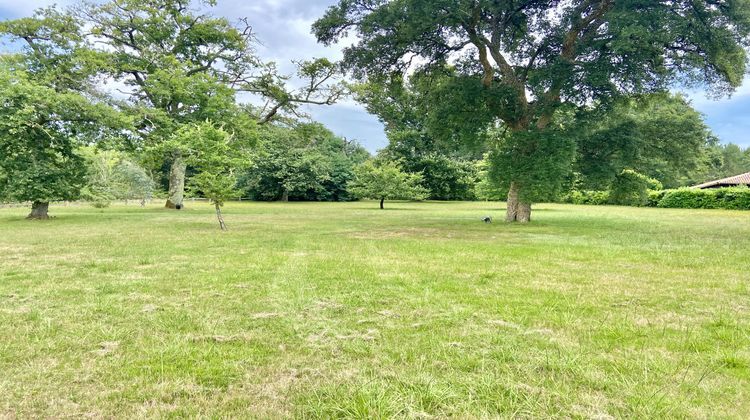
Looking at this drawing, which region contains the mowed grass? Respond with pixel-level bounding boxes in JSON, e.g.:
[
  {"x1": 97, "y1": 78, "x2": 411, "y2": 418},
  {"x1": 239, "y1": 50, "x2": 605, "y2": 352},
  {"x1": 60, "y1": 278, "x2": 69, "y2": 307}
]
[{"x1": 0, "y1": 201, "x2": 749, "y2": 418}]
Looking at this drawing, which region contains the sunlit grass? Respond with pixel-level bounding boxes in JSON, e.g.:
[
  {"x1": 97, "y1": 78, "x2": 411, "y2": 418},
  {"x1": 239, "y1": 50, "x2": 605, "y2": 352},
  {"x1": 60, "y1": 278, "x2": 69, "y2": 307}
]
[{"x1": 1, "y1": 201, "x2": 748, "y2": 417}]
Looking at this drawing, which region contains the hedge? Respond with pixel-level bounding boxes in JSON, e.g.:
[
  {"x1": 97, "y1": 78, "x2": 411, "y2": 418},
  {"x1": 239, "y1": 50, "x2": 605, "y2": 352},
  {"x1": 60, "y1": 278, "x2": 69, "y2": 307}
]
[
  {"x1": 561, "y1": 190, "x2": 610, "y2": 205},
  {"x1": 562, "y1": 186, "x2": 750, "y2": 210},
  {"x1": 657, "y1": 187, "x2": 750, "y2": 210}
]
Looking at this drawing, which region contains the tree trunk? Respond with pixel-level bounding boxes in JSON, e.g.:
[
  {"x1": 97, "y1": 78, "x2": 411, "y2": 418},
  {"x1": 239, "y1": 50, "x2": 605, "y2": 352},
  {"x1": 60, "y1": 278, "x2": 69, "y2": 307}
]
[
  {"x1": 215, "y1": 203, "x2": 227, "y2": 231},
  {"x1": 27, "y1": 201, "x2": 50, "y2": 220},
  {"x1": 505, "y1": 182, "x2": 531, "y2": 223},
  {"x1": 165, "y1": 154, "x2": 186, "y2": 209},
  {"x1": 281, "y1": 189, "x2": 289, "y2": 202},
  {"x1": 380, "y1": 197, "x2": 385, "y2": 209}
]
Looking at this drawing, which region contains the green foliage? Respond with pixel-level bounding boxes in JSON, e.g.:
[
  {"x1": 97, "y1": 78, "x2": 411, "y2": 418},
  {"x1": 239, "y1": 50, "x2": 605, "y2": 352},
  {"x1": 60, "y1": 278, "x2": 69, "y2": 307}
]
[
  {"x1": 473, "y1": 156, "x2": 506, "y2": 201},
  {"x1": 569, "y1": 186, "x2": 750, "y2": 210},
  {"x1": 242, "y1": 123, "x2": 369, "y2": 202},
  {"x1": 115, "y1": 160, "x2": 155, "y2": 202},
  {"x1": 647, "y1": 190, "x2": 669, "y2": 208},
  {"x1": 355, "y1": 75, "x2": 484, "y2": 201},
  {"x1": 562, "y1": 190, "x2": 610, "y2": 206},
  {"x1": 0, "y1": 62, "x2": 123, "y2": 206},
  {"x1": 0, "y1": 7, "x2": 106, "y2": 92},
  {"x1": 686, "y1": 143, "x2": 750, "y2": 186},
  {"x1": 315, "y1": 0, "x2": 750, "y2": 211},
  {"x1": 609, "y1": 169, "x2": 659, "y2": 207},
  {"x1": 658, "y1": 187, "x2": 750, "y2": 210},
  {"x1": 401, "y1": 154, "x2": 478, "y2": 201},
  {"x1": 80, "y1": 149, "x2": 155, "y2": 207},
  {"x1": 486, "y1": 128, "x2": 577, "y2": 203},
  {"x1": 80, "y1": 150, "x2": 119, "y2": 207},
  {"x1": 348, "y1": 161, "x2": 428, "y2": 207},
  {"x1": 173, "y1": 122, "x2": 251, "y2": 207},
  {"x1": 575, "y1": 94, "x2": 713, "y2": 189}
]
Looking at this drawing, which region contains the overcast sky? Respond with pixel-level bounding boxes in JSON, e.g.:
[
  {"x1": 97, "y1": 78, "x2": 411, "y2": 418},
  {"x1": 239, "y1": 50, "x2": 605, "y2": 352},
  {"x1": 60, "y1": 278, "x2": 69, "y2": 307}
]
[{"x1": 1, "y1": 0, "x2": 749, "y2": 151}]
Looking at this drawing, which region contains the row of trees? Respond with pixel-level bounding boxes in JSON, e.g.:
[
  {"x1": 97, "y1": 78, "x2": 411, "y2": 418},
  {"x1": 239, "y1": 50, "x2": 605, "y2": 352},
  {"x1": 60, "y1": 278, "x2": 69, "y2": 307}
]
[{"x1": 2, "y1": 0, "x2": 750, "y2": 226}]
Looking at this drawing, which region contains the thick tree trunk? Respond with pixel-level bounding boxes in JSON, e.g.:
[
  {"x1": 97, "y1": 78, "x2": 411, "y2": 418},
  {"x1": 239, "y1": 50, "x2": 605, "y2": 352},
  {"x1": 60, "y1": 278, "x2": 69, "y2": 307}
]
[
  {"x1": 165, "y1": 155, "x2": 186, "y2": 210},
  {"x1": 281, "y1": 189, "x2": 289, "y2": 202},
  {"x1": 215, "y1": 203, "x2": 227, "y2": 231},
  {"x1": 380, "y1": 197, "x2": 384, "y2": 209},
  {"x1": 505, "y1": 182, "x2": 531, "y2": 223},
  {"x1": 27, "y1": 201, "x2": 50, "y2": 220}
]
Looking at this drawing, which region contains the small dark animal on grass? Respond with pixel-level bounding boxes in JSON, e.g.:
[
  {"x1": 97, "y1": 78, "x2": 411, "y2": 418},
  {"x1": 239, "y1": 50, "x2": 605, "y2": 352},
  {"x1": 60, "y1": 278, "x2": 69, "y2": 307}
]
[{"x1": 482, "y1": 216, "x2": 492, "y2": 223}]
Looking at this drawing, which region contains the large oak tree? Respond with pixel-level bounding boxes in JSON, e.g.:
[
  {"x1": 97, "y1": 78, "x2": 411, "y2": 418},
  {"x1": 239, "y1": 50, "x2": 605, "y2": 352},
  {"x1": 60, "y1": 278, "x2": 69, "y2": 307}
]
[
  {"x1": 314, "y1": 0, "x2": 750, "y2": 222},
  {"x1": 0, "y1": 9, "x2": 126, "y2": 219},
  {"x1": 3, "y1": 0, "x2": 346, "y2": 211}
]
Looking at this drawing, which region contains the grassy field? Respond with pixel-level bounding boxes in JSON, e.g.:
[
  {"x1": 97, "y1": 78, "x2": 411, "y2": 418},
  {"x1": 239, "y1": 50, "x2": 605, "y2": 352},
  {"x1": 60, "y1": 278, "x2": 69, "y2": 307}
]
[{"x1": 1, "y1": 201, "x2": 749, "y2": 418}]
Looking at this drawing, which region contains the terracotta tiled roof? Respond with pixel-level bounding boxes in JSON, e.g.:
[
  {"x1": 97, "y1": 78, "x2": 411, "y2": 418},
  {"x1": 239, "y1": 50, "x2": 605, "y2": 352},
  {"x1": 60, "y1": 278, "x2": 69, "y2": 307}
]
[{"x1": 692, "y1": 172, "x2": 750, "y2": 189}]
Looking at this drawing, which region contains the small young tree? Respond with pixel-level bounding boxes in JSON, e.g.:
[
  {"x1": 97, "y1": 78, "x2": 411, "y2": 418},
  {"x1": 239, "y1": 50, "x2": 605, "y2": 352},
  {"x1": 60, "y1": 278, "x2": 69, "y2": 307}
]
[
  {"x1": 348, "y1": 161, "x2": 427, "y2": 209},
  {"x1": 174, "y1": 122, "x2": 252, "y2": 231}
]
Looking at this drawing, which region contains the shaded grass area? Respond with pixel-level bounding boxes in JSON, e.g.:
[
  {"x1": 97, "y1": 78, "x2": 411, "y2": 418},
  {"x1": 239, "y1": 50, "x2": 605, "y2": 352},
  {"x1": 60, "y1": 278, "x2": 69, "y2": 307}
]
[{"x1": 1, "y1": 201, "x2": 749, "y2": 417}]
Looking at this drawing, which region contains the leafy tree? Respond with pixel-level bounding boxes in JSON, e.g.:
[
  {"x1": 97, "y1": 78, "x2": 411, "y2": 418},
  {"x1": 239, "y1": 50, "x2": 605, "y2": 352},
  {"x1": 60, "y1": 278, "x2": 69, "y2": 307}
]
[
  {"x1": 355, "y1": 76, "x2": 482, "y2": 200},
  {"x1": 175, "y1": 122, "x2": 252, "y2": 230},
  {"x1": 348, "y1": 161, "x2": 427, "y2": 209},
  {"x1": 575, "y1": 94, "x2": 713, "y2": 189},
  {"x1": 0, "y1": 0, "x2": 345, "y2": 211},
  {"x1": 0, "y1": 61, "x2": 123, "y2": 219},
  {"x1": 486, "y1": 127, "x2": 577, "y2": 221},
  {"x1": 0, "y1": 9, "x2": 125, "y2": 218},
  {"x1": 315, "y1": 0, "x2": 750, "y2": 222},
  {"x1": 242, "y1": 123, "x2": 369, "y2": 201},
  {"x1": 474, "y1": 156, "x2": 505, "y2": 201},
  {"x1": 400, "y1": 154, "x2": 478, "y2": 201},
  {"x1": 68, "y1": 0, "x2": 260, "y2": 209},
  {"x1": 80, "y1": 149, "x2": 121, "y2": 208},
  {"x1": 80, "y1": 149, "x2": 155, "y2": 207},
  {"x1": 711, "y1": 144, "x2": 750, "y2": 178},
  {"x1": 115, "y1": 160, "x2": 156, "y2": 206}
]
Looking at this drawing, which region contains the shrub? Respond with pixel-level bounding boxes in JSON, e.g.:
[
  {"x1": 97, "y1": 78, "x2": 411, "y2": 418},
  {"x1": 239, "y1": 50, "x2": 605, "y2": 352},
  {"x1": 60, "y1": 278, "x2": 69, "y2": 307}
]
[
  {"x1": 657, "y1": 187, "x2": 750, "y2": 210},
  {"x1": 658, "y1": 188, "x2": 717, "y2": 209},
  {"x1": 609, "y1": 169, "x2": 655, "y2": 206},
  {"x1": 713, "y1": 187, "x2": 750, "y2": 210},
  {"x1": 561, "y1": 190, "x2": 609, "y2": 205},
  {"x1": 646, "y1": 189, "x2": 669, "y2": 207}
]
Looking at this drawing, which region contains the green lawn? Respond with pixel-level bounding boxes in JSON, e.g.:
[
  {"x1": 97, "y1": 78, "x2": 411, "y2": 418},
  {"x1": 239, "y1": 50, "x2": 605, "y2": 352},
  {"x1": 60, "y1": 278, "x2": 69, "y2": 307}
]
[{"x1": 1, "y1": 201, "x2": 749, "y2": 418}]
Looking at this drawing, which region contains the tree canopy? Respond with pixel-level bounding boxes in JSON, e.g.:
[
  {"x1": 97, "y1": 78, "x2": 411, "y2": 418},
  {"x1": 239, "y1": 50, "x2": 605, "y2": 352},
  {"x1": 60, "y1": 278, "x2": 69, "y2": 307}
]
[
  {"x1": 0, "y1": 60, "x2": 125, "y2": 218},
  {"x1": 314, "y1": 0, "x2": 750, "y2": 221},
  {"x1": 242, "y1": 123, "x2": 369, "y2": 202},
  {"x1": 574, "y1": 93, "x2": 714, "y2": 189}
]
